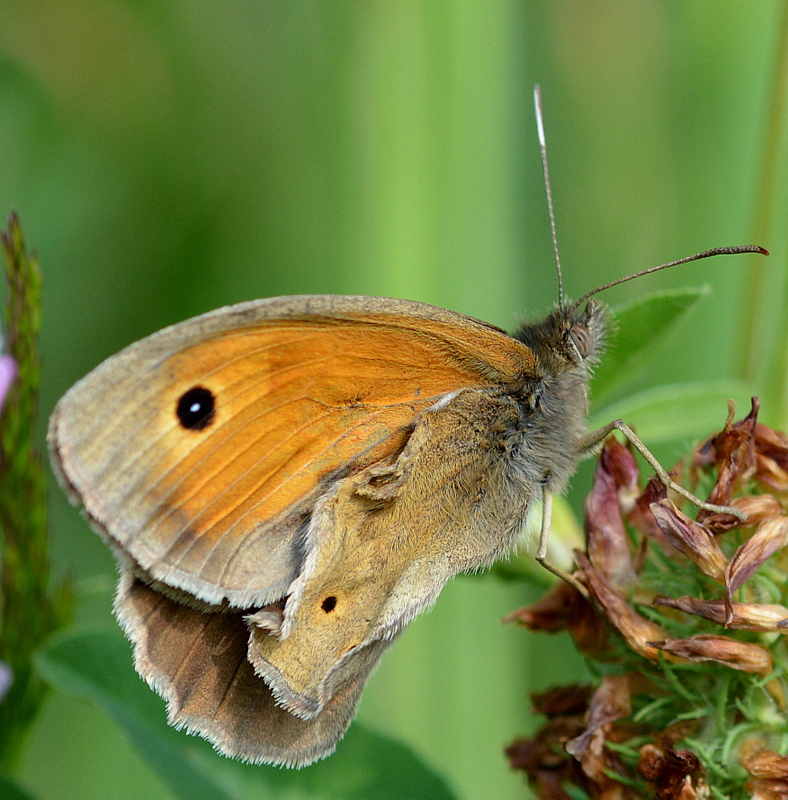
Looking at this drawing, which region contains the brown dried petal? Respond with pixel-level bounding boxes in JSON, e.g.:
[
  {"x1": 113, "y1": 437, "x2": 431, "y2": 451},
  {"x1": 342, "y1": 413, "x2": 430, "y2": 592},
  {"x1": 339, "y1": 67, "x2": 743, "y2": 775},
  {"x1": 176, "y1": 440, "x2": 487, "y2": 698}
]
[
  {"x1": 649, "y1": 633, "x2": 773, "y2": 675},
  {"x1": 562, "y1": 675, "x2": 633, "y2": 800},
  {"x1": 506, "y1": 735, "x2": 565, "y2": 772},
  {"x1": 585, "y1": 441, "x2": 637, "y2": 588},
  {"x1": 506, "y1": 707, "x2": 588, "y2": 800},
  {"x1": 576, "y1": 551, "x2": 668, "y2": 661},
  {"x1": 703, "y1": 398, "x2": 759, "y2": 510},
  {"x1": 629, "y1": 476, "x2": 669, "y2": 544},
  {"x1": 638, "y1": 742, "x2": 704, "y2": 800},
  {"x1": 729, "y1": 494, "x2": 784, "y2": 525},
  {"x1": 530, "y1": 771, "x2": 574, "y2": 800},
  {"x1": 725, "y1": 516, "x2": 788, "y2": 618},
  {"x1": 637, "y1": 743, "x2": 664, "y2": 780},
  {"x1": 566, "y1": 674, "x2": 631, "y2": 759},
  {"x1": 754, "y1": 423, "x2": 788, "y2": 463},
  {"x1": 651, "y1": 499, "x2": 728, "y2": 581},
  {"x1": 503, "y1": 581, "x2": 581, "y2": 633},
  {"x1": 531, "y1": 685, "x2": 594, "y2": 717},
  {"x1": 602, "y1": 436, "x2": 641, "y2": 511},
  {"x1": 506, "y1": 736, "x2": 574, "y2": 800},
  {"x1": 505, "y1": 581, "x2": 613, "y2": 660},
  {"x1": 696, "y1": 492, "x2": 771, "y2": 536},
  {"x1": 741, "y1": 740, "x2": 788, "y2": 779},
  {"x1": 741, "y1": 740, "x2": 788, "y2": 800},
  {"x1": 747, "y1": 778, "x2": 788, "y2": 800},
  {"x1": 754, "y1": 424, "x2": 788, "y2": 494},
  {"x1": 756, "y1": 453, "x2": 788, "y2": 496},
  {"x1": 653, "y1": 595, "x2": 788, "y2": 632}
]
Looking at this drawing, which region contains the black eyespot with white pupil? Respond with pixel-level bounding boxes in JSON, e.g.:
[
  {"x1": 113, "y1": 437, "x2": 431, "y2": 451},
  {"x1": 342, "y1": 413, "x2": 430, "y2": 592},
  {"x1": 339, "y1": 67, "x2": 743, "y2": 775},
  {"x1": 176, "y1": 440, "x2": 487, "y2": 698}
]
[{"x1": 176, "y1": 386, "x2": 215, "y2": 430}]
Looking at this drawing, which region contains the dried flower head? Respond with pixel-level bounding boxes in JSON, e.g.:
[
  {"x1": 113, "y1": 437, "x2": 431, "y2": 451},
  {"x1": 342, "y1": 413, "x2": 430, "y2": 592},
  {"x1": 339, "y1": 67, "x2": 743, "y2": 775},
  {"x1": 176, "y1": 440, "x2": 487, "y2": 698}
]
[{"x1": 507, "y1": 399, "x2": 788, "y2": 800}]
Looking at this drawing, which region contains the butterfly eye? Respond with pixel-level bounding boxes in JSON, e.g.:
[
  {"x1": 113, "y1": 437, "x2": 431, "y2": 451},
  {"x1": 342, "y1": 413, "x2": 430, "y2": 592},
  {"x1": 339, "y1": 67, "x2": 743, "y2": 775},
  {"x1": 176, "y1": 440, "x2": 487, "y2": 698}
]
[
  {"x1": 176, "y1": 386, "x2": 216, "y2": 430},
  {"x1": 569, "y1": 324, "x2": 593, "y2": 359}
]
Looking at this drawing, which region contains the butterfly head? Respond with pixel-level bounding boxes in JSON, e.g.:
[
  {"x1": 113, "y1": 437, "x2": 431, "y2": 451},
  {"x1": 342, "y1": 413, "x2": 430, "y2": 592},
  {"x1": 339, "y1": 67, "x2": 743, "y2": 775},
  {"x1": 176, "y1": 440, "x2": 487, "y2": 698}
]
[
  {"x1": 508, "y1": 299, "x2": 607, "y2": 493},
  {"x1": 514, "y1": 298, "x2": 607, "y2": 378}
]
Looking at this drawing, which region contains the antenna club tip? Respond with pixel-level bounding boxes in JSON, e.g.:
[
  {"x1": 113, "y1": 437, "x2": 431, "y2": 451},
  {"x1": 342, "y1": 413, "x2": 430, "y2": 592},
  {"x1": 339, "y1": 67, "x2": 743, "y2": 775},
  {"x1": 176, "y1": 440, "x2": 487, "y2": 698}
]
[{"x1": 728, "y1": 245, "x2": 769, "y2": 257}]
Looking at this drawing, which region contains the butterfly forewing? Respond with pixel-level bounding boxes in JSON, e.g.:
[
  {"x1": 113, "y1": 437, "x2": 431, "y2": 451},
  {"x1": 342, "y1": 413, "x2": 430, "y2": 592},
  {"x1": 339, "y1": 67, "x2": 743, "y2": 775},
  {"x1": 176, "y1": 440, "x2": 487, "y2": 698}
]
[{"x1": 49, "y1": 295, "x2": 535, "y2": 607}]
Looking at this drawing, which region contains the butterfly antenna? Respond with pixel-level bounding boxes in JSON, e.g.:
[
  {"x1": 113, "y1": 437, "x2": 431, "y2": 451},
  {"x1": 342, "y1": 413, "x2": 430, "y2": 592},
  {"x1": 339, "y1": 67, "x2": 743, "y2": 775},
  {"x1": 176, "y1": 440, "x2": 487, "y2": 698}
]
[
  {"x1": 569, "y1": 245, "x2": 769, "y2": 315},
  {"x1": 534, "y1": 85, "x2": 564, "y2": 306}
]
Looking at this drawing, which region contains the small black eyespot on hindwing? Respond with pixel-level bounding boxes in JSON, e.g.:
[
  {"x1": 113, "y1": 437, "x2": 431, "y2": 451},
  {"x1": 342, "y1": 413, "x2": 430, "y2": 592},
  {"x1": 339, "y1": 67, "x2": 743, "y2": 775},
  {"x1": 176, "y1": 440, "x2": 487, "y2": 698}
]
[
  {"x1": 321, "y1": 596, "x2": 337, "y2": 613},
  {"x1": 176, "y1": 386, "x2": 216, "y2": 430}
]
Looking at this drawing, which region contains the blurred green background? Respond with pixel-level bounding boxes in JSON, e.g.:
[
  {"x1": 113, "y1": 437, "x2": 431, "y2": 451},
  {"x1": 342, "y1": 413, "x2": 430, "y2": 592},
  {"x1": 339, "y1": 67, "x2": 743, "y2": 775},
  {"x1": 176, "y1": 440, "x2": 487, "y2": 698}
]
[{"x1": 1, "y1": 2, "x2": 787, "y2": 799}]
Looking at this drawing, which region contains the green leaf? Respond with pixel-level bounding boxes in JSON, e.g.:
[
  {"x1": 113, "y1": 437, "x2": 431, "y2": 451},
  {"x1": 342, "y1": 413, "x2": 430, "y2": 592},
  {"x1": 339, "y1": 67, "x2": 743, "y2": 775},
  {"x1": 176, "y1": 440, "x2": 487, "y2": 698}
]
[
  {"x1": 592, "y1": 287, "x2": 709, "y2": 403},
  {"x1": 36, "y1": 627, "x2": 458, "y2": 800},
  {"x1": 0, "y1": 771, "x2": 39, "y2": 800},
  {"x1": 35, "y1": 627, "x2": 229, "y2": 800},
  {"x1": 588, "y1": 380, "x2": 754, "y2": 446}
]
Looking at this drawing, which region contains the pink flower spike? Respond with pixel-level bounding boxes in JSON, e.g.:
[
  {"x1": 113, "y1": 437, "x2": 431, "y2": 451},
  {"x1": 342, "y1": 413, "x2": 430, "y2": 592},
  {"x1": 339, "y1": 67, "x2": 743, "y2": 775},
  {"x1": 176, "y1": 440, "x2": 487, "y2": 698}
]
[
  {"x1": 0, "y1": 662, "x2": 12, "y2": 704},
  {"x1": 0, "y1": 353, "x2": 17, "y2": 414}
]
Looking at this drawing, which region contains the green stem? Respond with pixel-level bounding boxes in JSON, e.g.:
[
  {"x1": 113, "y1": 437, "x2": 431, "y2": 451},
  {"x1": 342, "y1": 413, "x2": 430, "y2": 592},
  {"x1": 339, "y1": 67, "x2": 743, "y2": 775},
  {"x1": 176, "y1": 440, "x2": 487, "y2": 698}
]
[{"x1": 0, "y1": 214, "x2": 72, "y2": 769}]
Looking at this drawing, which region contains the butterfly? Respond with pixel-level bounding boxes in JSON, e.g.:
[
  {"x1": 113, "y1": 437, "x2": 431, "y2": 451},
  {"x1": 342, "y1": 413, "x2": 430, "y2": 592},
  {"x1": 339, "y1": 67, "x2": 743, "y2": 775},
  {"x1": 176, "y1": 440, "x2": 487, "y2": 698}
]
[{"x1": 47, "y1": 87, "x2": 766, "y2": 767}]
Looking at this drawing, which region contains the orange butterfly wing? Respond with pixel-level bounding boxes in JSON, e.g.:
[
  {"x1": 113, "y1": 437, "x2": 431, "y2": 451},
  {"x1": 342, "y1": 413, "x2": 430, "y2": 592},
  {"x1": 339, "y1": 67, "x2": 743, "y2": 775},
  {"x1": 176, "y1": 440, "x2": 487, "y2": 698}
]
[{"x1": 49, "y1": 295, "x2": 535, "y2": 606}]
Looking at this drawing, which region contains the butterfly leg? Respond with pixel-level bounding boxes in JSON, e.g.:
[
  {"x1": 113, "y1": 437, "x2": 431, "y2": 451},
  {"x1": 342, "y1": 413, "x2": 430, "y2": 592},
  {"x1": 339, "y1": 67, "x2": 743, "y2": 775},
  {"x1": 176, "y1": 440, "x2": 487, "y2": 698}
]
[
  {"x1": 534, "y1": 418, "x2": 747, "y2": 592},
  {"x1": 534, "y1": 486, "x2": 588, "y2": 596},
  {"x1": 579, "y1": 419, "x2": 747, "y2": 522}
]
